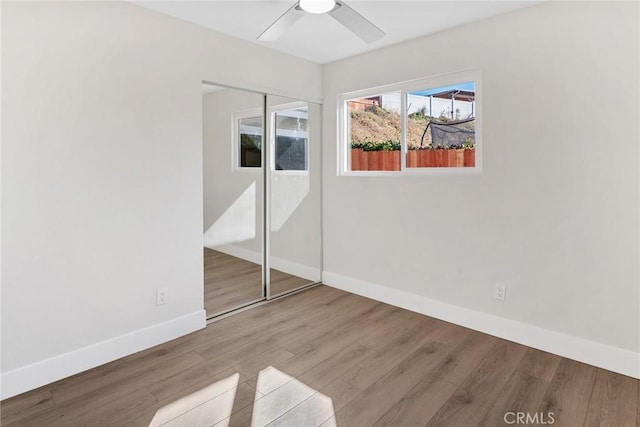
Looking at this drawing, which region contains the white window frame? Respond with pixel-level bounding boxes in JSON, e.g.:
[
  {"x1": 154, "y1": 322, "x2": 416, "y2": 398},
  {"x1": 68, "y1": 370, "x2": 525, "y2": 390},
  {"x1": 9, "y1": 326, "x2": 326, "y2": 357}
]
[
  {"x1": 337, "y1": 69, "x2": 482, "y2": 176},
  {"x1": 269, "y1": 101, "x2": 310, "y2": 175},
  {"x1": 233, "y1": 108, "x2": 263, "y2": 172}
]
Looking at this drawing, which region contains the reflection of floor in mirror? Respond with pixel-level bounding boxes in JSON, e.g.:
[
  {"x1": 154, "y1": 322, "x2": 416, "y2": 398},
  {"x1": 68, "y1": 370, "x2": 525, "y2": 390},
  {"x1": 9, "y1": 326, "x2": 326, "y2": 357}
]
[
  {"x1": 270, "y1": 268, "x2": 313, "y2": 297},
  {"x1": 204, "y1": 248, "x2": 312, "y2": 317}
]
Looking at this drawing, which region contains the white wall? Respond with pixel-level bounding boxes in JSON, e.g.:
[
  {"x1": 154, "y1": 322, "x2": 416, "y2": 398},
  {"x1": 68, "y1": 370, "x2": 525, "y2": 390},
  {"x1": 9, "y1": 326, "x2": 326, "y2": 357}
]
[
  {"x1": 1, "y1": 1, "x2": 321, "y2": 398},
  {"x1": 322, "y1": 1, "x2": 639, "y2": 374}
]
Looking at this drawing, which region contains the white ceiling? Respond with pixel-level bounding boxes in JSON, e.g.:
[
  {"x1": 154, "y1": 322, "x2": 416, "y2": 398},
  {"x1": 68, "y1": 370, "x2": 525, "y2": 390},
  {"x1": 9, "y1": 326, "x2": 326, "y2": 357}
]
[{"x1": 135, "y1": 1, "x2": 537, "y2": 64}]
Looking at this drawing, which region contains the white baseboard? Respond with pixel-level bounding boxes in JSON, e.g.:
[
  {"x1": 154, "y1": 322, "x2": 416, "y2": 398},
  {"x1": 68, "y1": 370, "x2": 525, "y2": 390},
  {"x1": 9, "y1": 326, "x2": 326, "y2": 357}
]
[
  {"x1": 271, "y1": 257, "x2": 321, "y2": 282},
  {"x1": 0, "y1": 310, "x2": 206, "y2": 400},
  {"x1": 208, "y1": 244, "x2": 321, "y2": 282},
  {"x1": 322, "y1": 271, "x2": 640, "y2": 379}
]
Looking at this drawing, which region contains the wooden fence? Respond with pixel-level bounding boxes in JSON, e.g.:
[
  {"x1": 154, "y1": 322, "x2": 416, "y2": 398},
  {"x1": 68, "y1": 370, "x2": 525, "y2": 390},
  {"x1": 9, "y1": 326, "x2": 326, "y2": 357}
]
[{"x1": 351, "y1": 148, "x2": 475, "y2": 171}]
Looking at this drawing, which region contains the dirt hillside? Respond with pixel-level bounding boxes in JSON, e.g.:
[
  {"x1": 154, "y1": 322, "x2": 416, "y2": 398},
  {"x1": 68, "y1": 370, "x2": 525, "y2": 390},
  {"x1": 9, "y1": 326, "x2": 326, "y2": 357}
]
[{"x1": 350, "y1": 107, "x2": 432, "y2": 148}]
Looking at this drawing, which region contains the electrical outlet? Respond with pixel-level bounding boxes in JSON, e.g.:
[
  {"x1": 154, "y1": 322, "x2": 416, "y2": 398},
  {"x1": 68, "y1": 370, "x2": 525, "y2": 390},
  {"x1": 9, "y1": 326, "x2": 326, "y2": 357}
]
[
  {"x1": 495, "y1": 284, "x2": 506, "y2": 301},
  {"x1": 157, "y1": 287, "x2": 168, "y2": 305}
]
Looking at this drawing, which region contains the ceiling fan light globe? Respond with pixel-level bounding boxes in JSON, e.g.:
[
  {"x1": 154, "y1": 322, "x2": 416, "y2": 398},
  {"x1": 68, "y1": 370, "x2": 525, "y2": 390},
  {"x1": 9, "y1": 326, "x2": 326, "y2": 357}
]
[{"x1": 299, "y1": 0, "x2": 336, "y2": 14}]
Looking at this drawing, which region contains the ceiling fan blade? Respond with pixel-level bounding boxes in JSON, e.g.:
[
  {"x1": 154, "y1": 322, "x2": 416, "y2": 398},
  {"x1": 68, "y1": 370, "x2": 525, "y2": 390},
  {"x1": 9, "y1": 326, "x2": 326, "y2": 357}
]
[
  {"x1": 328, "y1": 1, "x2": 384, "y2": 44},
  {"x1": 258, "y1": 3, "x2": 305, "y2": 42}
]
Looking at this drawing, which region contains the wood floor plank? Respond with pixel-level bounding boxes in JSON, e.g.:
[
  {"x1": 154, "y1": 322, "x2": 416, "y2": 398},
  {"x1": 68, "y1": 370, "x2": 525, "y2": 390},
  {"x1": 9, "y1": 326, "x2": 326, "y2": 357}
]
[
  {"x1": 334, "y1": 340, "x2": 450, "y2": 427},
  {"x1": 515, "y1": 347, "x2": 562, "y2": 382},
  {"x1": 373, "y1": 329, "x2": 498, "y2": 427},
  {"x1": 220, "y1": 412, "x2": 253, "y2": 427},
  {"x1": 374, "y1": 378, "x2": 458, "y2": 427},
  {"x1": 355, "y1": 308, "x2": 432, "y2": 350},
  {"x1": 584, "y1": 369, "x2": 638, "y2": 427},
  {"x1": 6, "y1": 388, "x2": 158, "y2": 427},
  {"x1": 0, "y1": 387, "x2": 56, "y2": 425},
  {"x1": 161, "y1": 382, "x2": 257, "y2": 427},
  {"x1": 250, "y1": 378, "x2": 359, "y2": 427},
  {"x1": 476, "y1": 347, "x2": 561, "y2": 427},
  {"x1": 477, "y1": 372, "x2": 551, "y2": 426},
  {"x1": 195, "y1": 293, "x2": 371, "y2": 361},
  {"x1": 342, "y1": 318, "x2": 441, "y2": 391},
  {"x1": 295, "y1": 341, "x2": 376, "y2": 391},
  {"x1": 266, "y1": 392, "x2": 333, "y2": 427},
  {"x1": 61, "y1": 387, "x2": 157, "y2": 427},
  {"x1": 538, "y1": 359, "x2": 598, "y2": 427},
  {"x1": 145, "y1": 356, "x2": 233, "y2": 402},
  {"x1": 319, "y1": 416, "x2": 337, "y2": 427},
  {"x1": 231, "y1": 372, "x2": 317, "y2": 426},
  {"x1": 149, "y1": 372, "x2": 253, "y2": 427},
  {"x1": 74, "y1": 319, "x2": 247, "y2": 382},
  {"x1": 427, "y1": 320, "x2": 469, "y2": 343},
  {"x1": 150, "y1": 377, "x2": 264, "y2": 427},
  {"x1": 277, "y1": 297, "x2": 384, "y2": 355},
  {"x1": 425, "y1": 340, "x2": 528, "y2": 426},
  {"x1": 2, "y1": 404, "x2": 66, "y2": 427},
  {"x1": 215, "y1": 346, "x2": 296, "y2": 387},
  {"x1": 320, "y1": 378, "x2": 363, "y2": 412},
  {"x1": 49, "y1": 351, "x2": 205, "y2": 406},
  {"x1": 56, "y1": 387, "x2": 150, "y2": 426},
  {"x1": 195, "y1": 295, "x2": 380, "y2": 379},
  {"x1": 428, "y1": 329, "x2": 499, "y2": 387},
  {"x1": 195, "y1": 345, "x2": 291, "y2": 394},
  {"x1": 271, "y1": 303, "x2": 401, "y2": 381},
  {"x1": 284, "y1": 299, "x2": 400, "y2": 356},
  {"x1": 38, "y1": 330, "x2": 211, "y2": 402},
  {"x1": 201, "y1": 286, "x2": 345, "y2": 348},
  {"x1": 275, "y1": 297, "x2": 379, "y2": 350},
  {"x1": 293, "y1": 306, "x2": 424, "y2": 391}
]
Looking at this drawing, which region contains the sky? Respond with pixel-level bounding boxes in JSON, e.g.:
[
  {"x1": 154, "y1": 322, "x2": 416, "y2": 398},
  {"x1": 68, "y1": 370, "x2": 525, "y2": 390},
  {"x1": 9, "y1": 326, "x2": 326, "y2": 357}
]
[{"x1": 411, "y1": 81, "x2": 475, "y2": 97}]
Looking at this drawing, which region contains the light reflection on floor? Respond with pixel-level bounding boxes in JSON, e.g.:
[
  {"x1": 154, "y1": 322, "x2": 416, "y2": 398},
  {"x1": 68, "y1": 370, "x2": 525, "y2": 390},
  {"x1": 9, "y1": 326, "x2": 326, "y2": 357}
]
[
  {"x1": 149, "y1": 367, "x2": 335, "y2": 427},
  {"x1": 149, "y1": 373, "x2": 239, "y2": 427}
]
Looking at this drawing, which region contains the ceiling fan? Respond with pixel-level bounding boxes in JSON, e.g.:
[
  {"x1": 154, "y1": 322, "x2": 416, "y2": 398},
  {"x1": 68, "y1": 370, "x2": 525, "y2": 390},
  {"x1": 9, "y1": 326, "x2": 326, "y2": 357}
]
[{"x1": 258, "y1": 0, "x2": 385, "y2": 44}]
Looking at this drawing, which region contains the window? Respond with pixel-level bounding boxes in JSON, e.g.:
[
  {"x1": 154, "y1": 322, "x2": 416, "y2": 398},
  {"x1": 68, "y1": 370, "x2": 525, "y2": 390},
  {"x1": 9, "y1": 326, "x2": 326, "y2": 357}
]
[
  {"x1": 234, "y1": 109, "x2": 263, "y2": 169},
  {"x1": 272, "y1": 103, "x2": 309, "y2": 172},
  {"x1": 347, "y1": 93, "x2": 401, "y2": 171},
  {"x1": 339, "y1": 71, "x2": 481, "y2": 175}
]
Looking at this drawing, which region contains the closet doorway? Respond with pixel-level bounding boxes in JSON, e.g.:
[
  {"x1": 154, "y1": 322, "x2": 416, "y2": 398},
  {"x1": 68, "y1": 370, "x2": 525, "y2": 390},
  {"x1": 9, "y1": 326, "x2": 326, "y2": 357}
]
[{"x1": 202, "y1": 83, "x2": 322, "y2": 318}]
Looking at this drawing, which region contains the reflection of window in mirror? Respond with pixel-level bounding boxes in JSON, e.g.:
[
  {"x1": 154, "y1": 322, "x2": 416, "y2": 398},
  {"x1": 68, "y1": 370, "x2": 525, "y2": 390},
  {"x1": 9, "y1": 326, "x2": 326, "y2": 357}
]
[
  {"x1": 233, "y1": 109, "x2": 263, "y2": 169},
  {"x1": 273, "y1": 105, "x2": 309, "y2": 172}
]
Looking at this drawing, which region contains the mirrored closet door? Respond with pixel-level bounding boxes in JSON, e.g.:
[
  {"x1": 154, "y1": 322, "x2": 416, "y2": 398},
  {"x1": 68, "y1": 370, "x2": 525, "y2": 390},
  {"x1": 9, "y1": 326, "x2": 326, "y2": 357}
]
[
  {"x1": 202, "y1": 84, "x2": 322, "y2": 318},
  {"x1": 266, "y1": 95, "x2": 322, "y2": 298},
  {"x1": 203, "y1": 85, "x2": 265, "y2": 316}
]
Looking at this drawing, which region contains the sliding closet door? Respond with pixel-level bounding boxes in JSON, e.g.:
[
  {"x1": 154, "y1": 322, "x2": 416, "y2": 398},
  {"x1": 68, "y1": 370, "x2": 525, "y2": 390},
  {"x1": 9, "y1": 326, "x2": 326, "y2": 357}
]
[
  {"x1": 203, "y1": 85, "x2": 265, "y2": 316},
  {"x1": 266, "y1": 95, "x2": 322, "y2": 298}
]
